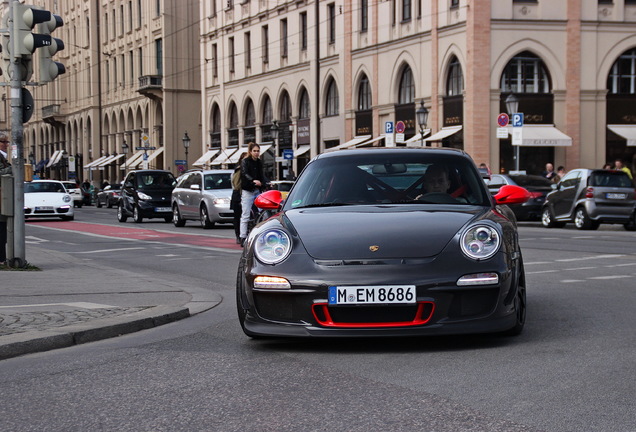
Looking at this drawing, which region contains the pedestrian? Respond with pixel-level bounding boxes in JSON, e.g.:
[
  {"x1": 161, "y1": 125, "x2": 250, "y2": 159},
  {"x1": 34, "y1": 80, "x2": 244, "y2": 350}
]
[
  {"x1": 231, "y1": 152, "x2": 247, "y2": 244},
  {"x1": 0, "y1": 132, "x2": 12, "y2": 266},
  {"x1": 239, "y1": 142, "x2": 266, "y2": 246},
  {"x1": 614, "y1": 158, "x2": 633, "y2": 180},
  {"x1": 541, "y1": 162, "x2": 558, "y2": 181},
  {"x1": 602, "y1": 163, "x2": 612, "y2": 170},
  {"x1": 555, "y1": 166, "x2": 566, "y2": 182}
]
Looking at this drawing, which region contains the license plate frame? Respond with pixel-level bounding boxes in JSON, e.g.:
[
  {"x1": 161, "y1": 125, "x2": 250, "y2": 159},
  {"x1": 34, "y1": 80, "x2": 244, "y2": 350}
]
[
  {"x1": 606, "y1": 193, "x2": 627, "y2": 200},
  {"x1": 35, "y1": 206, "x2": 54, "y2": 211},
  {"x1": 328, "y1": 285, "x2": 416, "y2": 305},
  {"x1": 154, "y1": 207, "x2": 171, "y2": 212}
]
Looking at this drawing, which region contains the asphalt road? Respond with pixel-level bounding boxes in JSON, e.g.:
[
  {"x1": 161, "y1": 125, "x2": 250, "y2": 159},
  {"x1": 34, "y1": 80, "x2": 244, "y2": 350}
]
[{"x1": 0, "y1": 206, "x2": 634, "y2": 432}]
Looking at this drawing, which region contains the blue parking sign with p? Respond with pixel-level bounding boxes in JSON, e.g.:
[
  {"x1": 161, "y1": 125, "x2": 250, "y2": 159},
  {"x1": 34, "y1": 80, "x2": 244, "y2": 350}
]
[
  {"x1": 512, "y1": 113, "x2": 524, "y2": 127},
  {"x1": 385, "y1": 121, "x2": 394, "y2": 134}
]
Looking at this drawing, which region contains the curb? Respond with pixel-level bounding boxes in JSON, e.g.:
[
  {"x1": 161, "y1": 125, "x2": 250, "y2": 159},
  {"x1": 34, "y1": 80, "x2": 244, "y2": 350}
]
[{"x1": 0, "y1": 305, "x2": 190, "y2": 361}]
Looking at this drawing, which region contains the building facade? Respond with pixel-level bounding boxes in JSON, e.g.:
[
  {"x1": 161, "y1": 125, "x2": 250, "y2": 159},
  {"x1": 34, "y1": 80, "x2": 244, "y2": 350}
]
[
  {"x1": 201, "y1": 0, "x2": 636, "y2": 178},
  {"x1": 2, "y1": 0, "x2": 201, "y2": 186}
]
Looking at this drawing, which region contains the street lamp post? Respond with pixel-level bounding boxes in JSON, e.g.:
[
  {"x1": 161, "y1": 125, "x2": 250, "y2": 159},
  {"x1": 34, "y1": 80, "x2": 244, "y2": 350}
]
[
  {"x1": 270, "y1": 120, "x2": 279, "y2": 181},
  {"x1": 182, "y1": 132, "x2": 191, "y2": 170},
  {"x1": 121, "y1": 139, "x2": 129, "y2": 178},
  {"x1": 505, "y1": 93, "x2": 520, "y2": 173},
  {"x1": 416, "y1": 101, "x2": 429, "y2": 146}
]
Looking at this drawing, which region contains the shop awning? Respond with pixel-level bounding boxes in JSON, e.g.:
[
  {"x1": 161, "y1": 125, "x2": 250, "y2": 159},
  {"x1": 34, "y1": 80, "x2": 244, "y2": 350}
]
[
  {"x1": 145, "y1": 147, "x2": 164, "y2": 164},
  {"x1": 404, "y1": 130, "x2": 431, "y2": 145},
  {"x1": 295, "y1": 145, "x2": 311, "y2": 156},
  {"x1": 326, "y1": 135, "x2": 372, "y2": 152},
  {"x1": 507, "y1": 125, "x2": 572, "y2": 147},
  {"x1": 358, "y1": 135, "x2": 385, "y2": 147},
  {"x1": 192, "y1": 149, "x2": 219, "y2": 167},
  {"x1": 46, "y1": 150, "x2": 63, "y2": 168},
  {"x1": 209, "y1": 149, "x2": 236, "y2": 165},
  {"x1": 98, "y1": 153, "x2": 125, "y2": 167},
  {"x1": 424, "y1": 126, "x2": 463, "y2": 142},
  {"x1": 608, "y1": 124, "x2": 636, "y2": 146},
  {"x1": 258, "y1": 144, "x2": 272, "y2": 154},
  {"x1": 84, "y1": 155, "x2": 108, "y2": 169},
  {"x1": 123, "y1": 151, "x2": 145, "y2": 168},
  {"x1": 227, "y1": 148, "x2": 249, "y2": 164}
]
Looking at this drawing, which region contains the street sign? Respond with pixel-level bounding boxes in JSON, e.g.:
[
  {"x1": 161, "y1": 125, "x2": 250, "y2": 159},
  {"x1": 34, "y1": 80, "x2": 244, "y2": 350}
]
[
  {"x1": 512, "y1": 128, "x2": 523, "y2": 145},
  {"x1": 396, "y1": 133, "x2": 405, "y2": 143},
  {"x1": 497, "y1": 113, "x2": 509, "y2": 128},
  {"x1": 385, "y1": 121, "x2": 394, "y2": 134},
  {"x1": 512, "y1": 113, "x2": 524, "y2": 127},
  {"x1": 395, "y1": 121, "x2": 406, "y2": 134},
  {"x1": 497, "y1": 128, "x2": 509, "y2": 139},
  {"x1": 174, "y1": 160, "x2": 186, "y2": 165},
  {"x1": 136, "y1": 146, "x2": 156, "y2": 151},
  {"x1": 283, "y1": 149, "x2": 293, "y2": 160},
  {"x1": 385, "y1": 134, "x2": 395, "y2": 147}
]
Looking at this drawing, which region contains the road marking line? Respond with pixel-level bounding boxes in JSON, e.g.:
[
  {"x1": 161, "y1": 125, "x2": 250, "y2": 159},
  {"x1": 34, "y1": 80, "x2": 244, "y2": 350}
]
[
  {"x1": 556, "y1": 254, "x2": 624, "y2": 262},
  {"x1": 588, "y1": 275, "x2": 631, "y2": 280},
  {"x1": 0, "y1": 302, "x2": 117, "y2": 309},
  {"x1": 561, "y1": 280, "x2": 584, "y2": 283},
  {"x1": 527, "y1": 270, "x2": 560, "y2": 274},
  {"x1": 524, "y1": 261, "x2": 553, "y2": 266},
  {"x1": 605, "y1": 263, "x2": 636, "y2": 268},
  {"x1": 68, "y1": 247, "x2": 146, "y2": 254},
  {"x1": 564, "y1": 267, "x2": 596, "y2": 271}
]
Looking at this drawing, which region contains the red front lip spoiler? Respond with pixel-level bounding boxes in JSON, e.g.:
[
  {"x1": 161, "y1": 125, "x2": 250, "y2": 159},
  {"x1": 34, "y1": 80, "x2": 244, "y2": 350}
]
[{"x1": 311, "y1": 301, "x2": 435, "y2": 328}]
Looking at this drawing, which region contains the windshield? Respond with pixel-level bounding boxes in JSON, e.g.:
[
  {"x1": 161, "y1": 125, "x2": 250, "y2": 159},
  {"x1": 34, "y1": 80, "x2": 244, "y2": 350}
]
[
  {"x1": 590, "y1": 171, "x2": 633, "y2": 188},
  {"x1": 25, "y1": 182, "x2": 65, "y2": 193},
  {"x1": 204, "y1": 173, "x2": 232, "y2": 190},
  {"x1": 136, "y1": 172, "x2": 176, "y2": 189},
  {"x1": 285, "y1": 152, "x2": 490, "y2": 209}
]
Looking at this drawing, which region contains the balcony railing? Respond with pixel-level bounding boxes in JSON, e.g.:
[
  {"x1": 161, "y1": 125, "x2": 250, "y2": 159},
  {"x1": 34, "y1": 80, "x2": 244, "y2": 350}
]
[
  {"x1": 138, "y1": 75, "x2": 163, "y2": 91},
  {"x1": 42, "y1": 104, "x2": 65, "y2": 125}
]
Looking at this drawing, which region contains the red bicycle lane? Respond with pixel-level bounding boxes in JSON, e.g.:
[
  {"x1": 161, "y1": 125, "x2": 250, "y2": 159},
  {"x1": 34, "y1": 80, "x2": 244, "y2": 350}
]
[{"x1": 28, "y1": 221, "x2": 242, "y2": 250}]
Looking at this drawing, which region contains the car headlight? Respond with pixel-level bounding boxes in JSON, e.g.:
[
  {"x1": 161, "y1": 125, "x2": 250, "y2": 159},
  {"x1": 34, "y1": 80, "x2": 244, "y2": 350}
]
[
  {"x1": 213, "y1": 197, "x2": 230, "y2": 205},
  {"x1": 254, "y1": 229, "x2": 292, "y2": 264},
  {"x1": 63, "y1": 195, "x2": 71, "y2": 203},
  {"x1": 137, "y1": 192, "x2": 152, "y2": 200},
  {"x1": 460, "y1": 224, "x2": 500, "y2": 260}
]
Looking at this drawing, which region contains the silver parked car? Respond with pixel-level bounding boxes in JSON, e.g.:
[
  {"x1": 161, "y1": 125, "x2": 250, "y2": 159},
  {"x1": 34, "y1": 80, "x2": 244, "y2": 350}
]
[
  {"x1": 541, "y1": 168, "x2": 635, "y2": 230},
  {"x1": 171, "y1": 169, "x2": 233, "y2": 228}
]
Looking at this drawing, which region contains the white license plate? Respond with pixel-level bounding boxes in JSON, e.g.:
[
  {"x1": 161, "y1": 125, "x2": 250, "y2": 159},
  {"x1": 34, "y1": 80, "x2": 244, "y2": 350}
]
[
  {"x1": 155, "y1": 207, "x2": 171, "y2": 212},
  {"x1": 606, "y1": 193, "x2": 626, "y2": 199},
  {"x1": 328, "y1": 285, "x2": 416, "y2": 305},
  {"x1": 35, "y1": 206, "x2": 54, "y2": 210}
]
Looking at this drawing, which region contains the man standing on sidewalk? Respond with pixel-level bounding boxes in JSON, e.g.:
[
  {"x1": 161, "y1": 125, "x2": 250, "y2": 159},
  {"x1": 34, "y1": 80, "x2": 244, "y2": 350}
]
[{"x1": 0, "y1": 132, "x2": 12, "y2": 266}]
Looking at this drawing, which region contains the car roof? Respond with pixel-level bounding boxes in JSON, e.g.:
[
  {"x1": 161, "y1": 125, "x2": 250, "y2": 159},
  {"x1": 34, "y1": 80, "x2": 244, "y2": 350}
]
[{"x1": 314, "y1": 146, "x2": 472, "y2": 161}]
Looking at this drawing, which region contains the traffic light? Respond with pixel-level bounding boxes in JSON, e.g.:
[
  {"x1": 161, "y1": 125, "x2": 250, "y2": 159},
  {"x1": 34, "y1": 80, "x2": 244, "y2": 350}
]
[
  {"x1": 37, "y1": 14, "x2": 65, "y2": 82},
  {"x1": 12, "y1": 4, "x2": 53, "y2": 57}
]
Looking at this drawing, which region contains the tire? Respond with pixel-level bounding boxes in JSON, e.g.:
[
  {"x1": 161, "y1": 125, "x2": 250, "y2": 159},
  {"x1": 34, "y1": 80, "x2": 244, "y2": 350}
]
[
  {"x1": 200, "y1": 205, "x2": 214, "y2": 229},
  {"x1": 117, "y1": 203, "x2": 128, "y2": 222},
  {"x1": 502, "y1": 260, "x2": 526, "y2": 336},
  {"x1": 574, "y1": 206, "x2": 597, "y2": 230},
  {"x1": 172, "y1": 205, "x2": 186, "y2": 227},
  {"x1": 96, "y1": 198, "x2": 103, "y2": 208},
  {"x1": 133, "y1": 205, "x2": 143, "y2": 223},
  {"x1": 106, "y1": 199, "x2": 113, "y2": 208},
  {"x1": 624, "y1": 213, "x2": 636, "y2": 231},
  {"x1": 236, "y1": 258, "x2": 260, "y2": 338},
  {"x1": 541, "y1": 207, "x2": 562, "y2": 228}
]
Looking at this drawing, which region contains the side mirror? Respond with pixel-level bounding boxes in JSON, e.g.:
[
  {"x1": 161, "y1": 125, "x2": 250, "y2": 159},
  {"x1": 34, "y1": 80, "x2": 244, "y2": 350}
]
[
  {"x1": 494, "y1": 185, "x2": 531, "y2": 205},
  {"x1": 190, "y1": 184, "x2": 201, "y2": 191},
  {"x1": 254, "y1": 189, "x2": 283, "y2": 210}
]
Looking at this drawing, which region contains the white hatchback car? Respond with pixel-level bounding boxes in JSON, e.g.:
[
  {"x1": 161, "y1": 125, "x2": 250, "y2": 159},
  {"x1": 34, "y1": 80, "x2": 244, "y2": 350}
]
[{"x1": 24, "y1": 180, "x2": 75, "y2": 221}]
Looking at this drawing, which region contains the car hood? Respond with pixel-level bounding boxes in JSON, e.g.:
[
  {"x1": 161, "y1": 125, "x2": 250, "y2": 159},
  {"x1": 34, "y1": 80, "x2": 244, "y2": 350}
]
[
  {"x1": 283, "y1": 206, "x2": 485, "y2": 260},
  {"x1": 25, "y1": 193, "x2": 68, "y2": 206}
]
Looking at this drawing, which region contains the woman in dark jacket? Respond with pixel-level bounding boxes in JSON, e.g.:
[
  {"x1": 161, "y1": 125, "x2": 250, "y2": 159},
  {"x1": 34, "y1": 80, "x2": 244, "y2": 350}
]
[
  {"x1": 239, "y1": 143, "x2": 266, "y2": 245},
  {"x1": 230, "y1": 152, "x2": 247, "y2": 244}
]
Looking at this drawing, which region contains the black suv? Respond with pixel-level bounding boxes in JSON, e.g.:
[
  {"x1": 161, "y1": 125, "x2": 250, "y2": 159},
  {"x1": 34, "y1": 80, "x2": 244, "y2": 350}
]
[
  {"x1": 118, "y1": 170, "x2": 176, "y2": 223},
  {"x1": 541, "y1": 168, "x2": 635, "y2": 230}
]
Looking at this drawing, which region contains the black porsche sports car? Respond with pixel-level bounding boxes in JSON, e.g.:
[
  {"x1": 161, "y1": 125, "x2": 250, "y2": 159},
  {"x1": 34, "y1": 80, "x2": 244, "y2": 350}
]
[{"x1": 237, "y1": 147, "x2": 530, "y2": 338}]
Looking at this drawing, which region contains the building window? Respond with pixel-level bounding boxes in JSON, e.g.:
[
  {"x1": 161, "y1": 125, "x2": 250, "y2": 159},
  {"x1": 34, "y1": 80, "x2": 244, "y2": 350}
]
[
  {"x1": 112, "y1": 8, "x2": 116, "y2": 37},
  {"x1": 263, "y1": 96, "x2": 273, "y2": 125},
  {"x1": 212, "y1": 44, "x2": 218, "y2": 77},
  {"x1": 402, "y1": 0, "x2": 411, "y2": 21},
  {"x1": 361, "y1": 0, "x2": 368, "y2": 32},
  {"x1": 245, "y1": 32, "x2": 251, "y2": 70},
  {"x1": 104, "y1": 13, "x2": 109, "y2": 40},
  {"x1": 229, "y1": 37, "x2": 235, "y2": 73},
  {"x1": 156, "y1": 0, "x2": 161, "y2": 17},
  {"x1": 608, "y1": 48, "x2": 636, "y2": 94},
  {"x1": 300, "y1": 12, "x2": 308, "y2": 51},
  {"x1": 113, "y1": 57, "x2": 118, "y2": 88},
  {"x1": 262, "y1": 25, "x2": 269, "y2": 64},
  {"x1": 358, "y1": 75, "x2": 371, "y2": 110},
  {"x1": 500, "y1": 51, "x2": 551, "y2": 94},
  {"x1": 138, "y1": 0, "x2": 142, "y2": 27},
  {"x1": 446, "y1": 56, "x2": 464, "y2": 96},
  {"x1": 210, "y1": 0, "x2": 217, "y2": 16},
  {"x1": 280, "y1": 91, "x2": 292, "y2": 122},
  {"x1": 130, "y1": 51, "x2": 134, "y2": 84},
  {"x1": 450, "y1": 0, "x2": 459, "y2": 8},
  {"x1": 120, "y1": 5, "x2": 124, "y2": 34},
  {"x1": 328, "y1": 3, "x2": 336, "y2": 45},
  {"x1": 138, "y1": 47, "x2": 143, "y2": 76},
  {"x1": 398, "y1": 66, "x2": 414, "y2": 104},
  {"x1": 299, "y1": 88, "x2": 310, "y2": 119},
  {"x1": 105, "y1": 60, "x2": 110, "y2": 91},
  {"x1": 128, "y1": 1, "x2": 133, "y2": 32},
  {"x1": 281, "y1": 19, "x2": 288, "y2": 58},
  {"x1": 245, "y1": 100, "x2": 255, "y2": 126},
  {"x1": 155, "y1": 39, "x2": 163, "y2": 75},
  {"x1": 121, "y1": 54, "x2": 125, "y2": 86},
  {"x1": 326, "y1": 78, "x2": 339, "y2": 116}
]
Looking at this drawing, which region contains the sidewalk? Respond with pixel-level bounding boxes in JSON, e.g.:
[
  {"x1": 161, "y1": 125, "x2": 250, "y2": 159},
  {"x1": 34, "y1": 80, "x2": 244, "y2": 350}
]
[{"x1": 0, "y1": 246, "x2": 222, "y2": 361}]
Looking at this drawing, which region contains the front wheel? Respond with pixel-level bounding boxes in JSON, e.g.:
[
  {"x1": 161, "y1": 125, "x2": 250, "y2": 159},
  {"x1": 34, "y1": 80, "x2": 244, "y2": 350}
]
[
  {"x1": 574, "y1": 207, "x2": 598, "y2": 230},
  {"x1": 200, "y1": 205, "x2": 214, "y2": 229},
  {"x1": 96, "y1": 198, "x2": 103, "y2": 208},
  {"x1": 133, "y1": 205, "x2": 143, "y2": 223},
  {"x1": 502, "y1": 262, "x2": 526, "y2": 336},
  {"x1": 541, "y1": 207, "x2": 565, "y2": 228},
  {"x1": 173, "y1": 205, "x2": 186, "y2": 227},
  {"x1": 117, "y1": 203, "x2": 128, "y2": 222}
]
